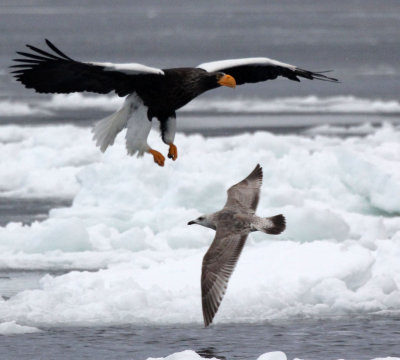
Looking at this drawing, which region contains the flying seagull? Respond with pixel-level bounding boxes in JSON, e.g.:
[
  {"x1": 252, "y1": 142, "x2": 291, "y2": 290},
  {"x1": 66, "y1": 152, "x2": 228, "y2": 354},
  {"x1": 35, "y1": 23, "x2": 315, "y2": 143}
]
[
  {"x1": 11, "y1": 40, "x2": 338, "y2": 166},
  {"x1": 188, "y1": 164, "x2": 286, "y2": 327}
]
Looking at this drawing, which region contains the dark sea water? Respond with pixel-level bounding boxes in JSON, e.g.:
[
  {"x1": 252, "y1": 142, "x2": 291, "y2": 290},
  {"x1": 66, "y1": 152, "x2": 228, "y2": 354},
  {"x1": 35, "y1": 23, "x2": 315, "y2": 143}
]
[
  {"x1": 1, "y1": 318, "x2": 400, "y2": 360},
  {"x1": 1, "y1": 1, "x2": 400, "y2": 359},
  {"x1": 1, "y1": 0, "x2": 399, "y2": 102},
  {"x1": 0, "y1": 198, "x2": 72, "y2": 226}
]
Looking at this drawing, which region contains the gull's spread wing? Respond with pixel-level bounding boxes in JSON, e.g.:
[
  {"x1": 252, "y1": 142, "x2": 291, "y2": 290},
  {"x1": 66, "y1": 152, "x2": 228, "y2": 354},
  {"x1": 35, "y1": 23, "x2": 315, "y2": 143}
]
[{"x1": 224, "y1": 164, "x2": 263, "y2": 213}]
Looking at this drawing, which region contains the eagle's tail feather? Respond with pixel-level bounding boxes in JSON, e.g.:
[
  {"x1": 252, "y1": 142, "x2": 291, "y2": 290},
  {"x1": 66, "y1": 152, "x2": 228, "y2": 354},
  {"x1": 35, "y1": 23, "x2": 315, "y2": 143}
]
[{"x1": 92, "y1": 100, "x2": 132, "y2": 152}]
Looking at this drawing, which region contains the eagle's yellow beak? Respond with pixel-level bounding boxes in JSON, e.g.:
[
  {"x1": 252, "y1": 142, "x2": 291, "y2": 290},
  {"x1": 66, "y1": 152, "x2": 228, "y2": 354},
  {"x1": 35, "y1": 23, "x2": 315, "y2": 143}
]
[{"x1": 218, "y1": 74, "x2": 236, "y2": 88}]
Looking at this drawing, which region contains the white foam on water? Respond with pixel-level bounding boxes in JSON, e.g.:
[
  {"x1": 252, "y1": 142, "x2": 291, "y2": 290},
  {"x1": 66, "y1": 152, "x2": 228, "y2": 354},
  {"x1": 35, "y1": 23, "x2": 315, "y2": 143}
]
[{"x1": 0, "y1": 123, "x2": 400, "y2": 326}]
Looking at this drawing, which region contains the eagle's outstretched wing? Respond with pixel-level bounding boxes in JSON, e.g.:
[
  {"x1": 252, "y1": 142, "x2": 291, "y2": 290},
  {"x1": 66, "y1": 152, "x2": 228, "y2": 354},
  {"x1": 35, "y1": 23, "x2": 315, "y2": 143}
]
[
  {"x1": 197, "y1": 57, "x2": 338, "y2": 85},
  {"x1": 11, "y1": 39, "x2": 164, "y2": 97}
]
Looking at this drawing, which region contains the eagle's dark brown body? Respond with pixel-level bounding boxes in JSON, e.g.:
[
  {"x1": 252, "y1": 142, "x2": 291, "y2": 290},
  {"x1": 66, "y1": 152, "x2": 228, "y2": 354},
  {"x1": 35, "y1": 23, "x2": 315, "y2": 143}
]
[
  {"x1": 139, "y1": 68, "x2": 218, "y2": 122},
  {"x1": 11, "y1": 39, "x2": 337, "y2": 166}
]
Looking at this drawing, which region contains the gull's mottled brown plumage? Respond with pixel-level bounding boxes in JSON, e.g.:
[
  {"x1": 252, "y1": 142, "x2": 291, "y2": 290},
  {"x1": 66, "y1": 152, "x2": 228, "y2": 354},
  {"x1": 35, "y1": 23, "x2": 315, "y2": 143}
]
[
  {"x1": 202, "y1": 231, "x2": 247, "y2": 327},
  {"x1": 188, "y1": 164, "x2": 286, "y2": 327},
  {"x1": 224, "y1": 164, "x2": 263, "y2": 213}
]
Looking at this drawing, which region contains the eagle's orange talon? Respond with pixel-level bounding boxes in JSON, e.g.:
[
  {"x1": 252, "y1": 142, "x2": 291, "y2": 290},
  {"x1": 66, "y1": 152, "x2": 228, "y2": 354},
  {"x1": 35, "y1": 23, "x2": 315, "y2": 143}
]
[
  {"x1": 168, "y1": 143, "x2": 178, "y2": 161},
  {"x1": 149, "y1": 149, "x2": 165, "y2": 167}
]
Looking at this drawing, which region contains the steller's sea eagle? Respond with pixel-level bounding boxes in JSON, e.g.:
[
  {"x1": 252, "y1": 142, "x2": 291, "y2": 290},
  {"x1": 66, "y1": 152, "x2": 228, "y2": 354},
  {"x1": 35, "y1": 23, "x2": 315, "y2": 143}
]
[
  {"x1": 188, "y1": 164, "x2": 286, "y2": 327},
  {"x1": 11, "y1": 40, "x2": 338, "y2": 166}
]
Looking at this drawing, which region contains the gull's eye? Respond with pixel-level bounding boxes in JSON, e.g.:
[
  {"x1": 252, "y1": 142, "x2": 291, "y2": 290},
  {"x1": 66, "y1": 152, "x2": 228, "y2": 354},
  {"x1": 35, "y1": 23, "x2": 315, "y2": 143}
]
[{"x1": 199, "y1": 217, "x2": 205, "y2": 221}]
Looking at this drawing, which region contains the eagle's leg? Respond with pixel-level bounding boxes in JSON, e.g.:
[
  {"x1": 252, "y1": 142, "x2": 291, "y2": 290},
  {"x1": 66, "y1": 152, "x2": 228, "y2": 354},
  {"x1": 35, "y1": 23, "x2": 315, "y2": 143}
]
[
  {"x1": 168, "y1": 143, "x2": 178, "y2": 161},
  {"x1": 148, "y1": 149, "x2": 165, "y2": 167},
  {"x1": 160, "y1": 116, "x2": 178, "y2": 161}
]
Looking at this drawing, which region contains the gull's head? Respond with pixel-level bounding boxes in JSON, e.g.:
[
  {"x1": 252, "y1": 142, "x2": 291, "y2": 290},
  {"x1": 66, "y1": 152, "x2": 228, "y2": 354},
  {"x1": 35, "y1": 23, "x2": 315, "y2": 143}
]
[{"x1": 187, "y1": 214, "x2": 216, "y2": 229}]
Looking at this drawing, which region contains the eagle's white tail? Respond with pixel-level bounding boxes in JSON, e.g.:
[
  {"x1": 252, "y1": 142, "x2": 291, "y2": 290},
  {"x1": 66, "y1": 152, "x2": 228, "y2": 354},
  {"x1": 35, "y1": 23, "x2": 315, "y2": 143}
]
[{"x1": 92, "y1": 96, "x2": 134, "y2": 152}]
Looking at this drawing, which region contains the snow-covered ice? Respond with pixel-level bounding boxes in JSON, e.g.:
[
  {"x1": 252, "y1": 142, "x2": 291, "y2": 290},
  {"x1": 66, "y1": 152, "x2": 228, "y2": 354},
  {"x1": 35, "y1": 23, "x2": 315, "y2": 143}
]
[
  {"x1": 146, "y1": 350, "x2": 217, "y2": 360},
  {"x1": 256, "y1": 351, "x2": 287, "y2": 360},
  {"x1": 1, "y1": 94, "x2": 400, "y2": 117},
  {"x1": 146, "y1": 350, "x2": 287, "y2": 360},
  {"x1": 184, "y1": 95, "x2": 400, "y2": 114},
  {"x1": 0, "y1": 122, "x2": 400, "y2": 326},
  {"x1": 146, "y1": 350, "x2": 400, "y2": 360},
  {"x1": 0, "y1": 320, "x2": 41, "y2": 335}
]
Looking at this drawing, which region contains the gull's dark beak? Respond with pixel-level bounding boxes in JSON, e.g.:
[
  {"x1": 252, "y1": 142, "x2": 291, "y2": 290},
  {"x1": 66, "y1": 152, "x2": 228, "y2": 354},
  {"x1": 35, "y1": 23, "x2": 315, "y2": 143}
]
[{"x1": 187, "y1": 220, "x2": 195, "y2": 225}]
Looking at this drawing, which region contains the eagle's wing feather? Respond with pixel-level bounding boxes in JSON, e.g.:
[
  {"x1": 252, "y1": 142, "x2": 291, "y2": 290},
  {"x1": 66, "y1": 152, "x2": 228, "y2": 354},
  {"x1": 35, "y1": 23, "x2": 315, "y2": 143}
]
[
  {"x1": 11, "y1": 39, "x2": 164, "y2": 97},
  {"x1": 197, "y1": 57, "x2": 338, "y2": 85},
  {"x1": 224, "y1": 164, "x2": 263, "y2": 213}
]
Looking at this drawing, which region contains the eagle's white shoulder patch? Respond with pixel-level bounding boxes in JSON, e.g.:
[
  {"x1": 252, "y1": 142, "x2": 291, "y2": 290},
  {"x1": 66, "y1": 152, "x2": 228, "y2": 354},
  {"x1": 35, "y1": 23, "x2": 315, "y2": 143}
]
[
  {"x1": 88, "y1": 62, "x2": 164, "y2": 75},
  {"x1": 197, "y1": 58, "x2": 296, "y2": 73}
]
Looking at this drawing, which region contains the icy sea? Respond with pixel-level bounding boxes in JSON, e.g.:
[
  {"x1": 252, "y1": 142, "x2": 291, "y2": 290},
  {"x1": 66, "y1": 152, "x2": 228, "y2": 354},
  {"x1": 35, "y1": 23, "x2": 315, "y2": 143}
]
[{"x1": 1, "y1": 1, "x2": 400, "y2": 359}]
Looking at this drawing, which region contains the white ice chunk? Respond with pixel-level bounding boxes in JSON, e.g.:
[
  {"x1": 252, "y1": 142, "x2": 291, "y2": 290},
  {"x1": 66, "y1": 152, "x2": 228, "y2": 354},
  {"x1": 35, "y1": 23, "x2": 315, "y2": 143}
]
[
  {"x1": 0, "y1": 321, "x2": 41, "y2": 335},
  {"x1": 146, "y1": 350, "x2": 214, "y2": 360},
  {"x1": 257, "y1": 351, "x2": 287, "y2": 360}
]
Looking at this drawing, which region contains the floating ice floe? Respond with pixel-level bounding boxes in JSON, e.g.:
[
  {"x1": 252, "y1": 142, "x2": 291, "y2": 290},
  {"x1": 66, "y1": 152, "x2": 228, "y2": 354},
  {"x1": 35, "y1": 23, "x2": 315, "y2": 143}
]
[
  {"x1": 0, "y1": 100, "x2": 51, "y2": 117},
  {"x1": 185, "y1": 95, "x2": 400, "y2": 114},
  {"x1": 0, "y1": 321, "x2": 41, "y2": 335},
  {"x1": 0, "y1": 123, "x2": 400, "y2": 326},
  {"x1": 146, "y1": 350, "x2": 400, "y2": 360},
  {"x1": 1, "y1": 95, "x2": 400, "y2": 117}
]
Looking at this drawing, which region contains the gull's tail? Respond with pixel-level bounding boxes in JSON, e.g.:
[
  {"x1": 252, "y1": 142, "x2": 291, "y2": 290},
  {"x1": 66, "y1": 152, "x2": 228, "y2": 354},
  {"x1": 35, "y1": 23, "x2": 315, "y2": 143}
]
[{"x1": 252, "y1": 214, "x2": 286, "y2": 235}]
